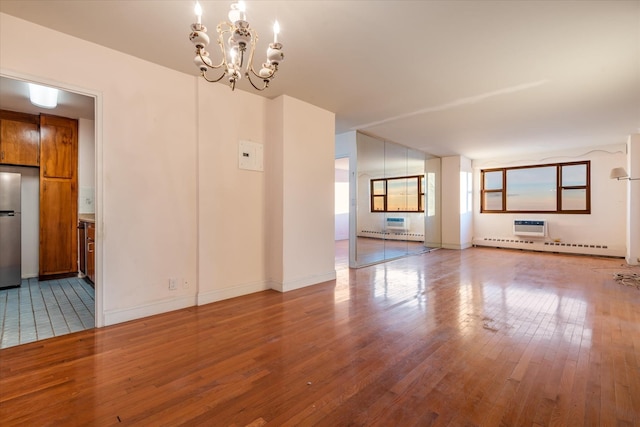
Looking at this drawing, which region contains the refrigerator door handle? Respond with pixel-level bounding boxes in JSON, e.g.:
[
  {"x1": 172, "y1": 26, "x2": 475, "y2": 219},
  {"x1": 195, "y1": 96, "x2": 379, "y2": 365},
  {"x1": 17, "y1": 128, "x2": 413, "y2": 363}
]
[{"x1": 0, "y1": 210, "x2": 16, "y2": 216}]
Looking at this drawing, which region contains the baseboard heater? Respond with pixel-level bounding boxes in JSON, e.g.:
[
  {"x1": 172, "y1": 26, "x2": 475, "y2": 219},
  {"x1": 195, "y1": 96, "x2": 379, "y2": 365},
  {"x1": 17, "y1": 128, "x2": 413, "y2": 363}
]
[
  {"x1": 386, "y1": 217, "x2": 409, "y2": 232},
  {"x1": 472, "y1": 237, "x2": 623, "y2": 258},
  {"x1": 513, "y1": 220, "x2": 546, "y2": 237}
]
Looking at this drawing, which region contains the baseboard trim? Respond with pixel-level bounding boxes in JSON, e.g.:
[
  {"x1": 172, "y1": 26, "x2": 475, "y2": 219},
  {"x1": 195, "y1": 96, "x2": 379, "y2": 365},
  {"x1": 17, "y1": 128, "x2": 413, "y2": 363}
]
[
  {"x1": 270, "y1": 270, "x2": 337, "y2": 293},
  {"x1": 197, "y1": 280, "x2": 270, "y2": 306},
  {"x1": 442, "y1": 242, "x2": 473, "y2": 250},
  {"x1": 104, "y1": 294, "x2": 197, "y2": 326}
]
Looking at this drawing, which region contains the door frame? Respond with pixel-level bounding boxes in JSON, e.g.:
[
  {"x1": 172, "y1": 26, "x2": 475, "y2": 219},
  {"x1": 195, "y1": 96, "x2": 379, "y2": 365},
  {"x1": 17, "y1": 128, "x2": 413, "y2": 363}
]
[{"x1": 1, "y1": 69, "x2": 105, "y2": 327}]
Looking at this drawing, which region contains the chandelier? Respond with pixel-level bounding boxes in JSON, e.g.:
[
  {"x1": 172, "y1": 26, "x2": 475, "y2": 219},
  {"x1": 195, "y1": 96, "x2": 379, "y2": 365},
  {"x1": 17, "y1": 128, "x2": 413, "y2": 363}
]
[{"x1": 189, "y1": 1, "x2": 284, "y2": 91}]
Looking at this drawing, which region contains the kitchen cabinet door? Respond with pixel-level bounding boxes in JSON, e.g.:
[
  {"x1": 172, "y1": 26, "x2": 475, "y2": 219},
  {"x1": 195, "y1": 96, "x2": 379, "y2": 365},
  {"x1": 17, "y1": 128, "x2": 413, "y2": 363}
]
[
  {"x1": 39, "y1": 114, "x2": 78, "y2": 278},
  {"x1": 0, "y1": 110, "x2": 39, "y2": 167},
  {"x1": 40, "y1": 180, "x2": 78, "y2": 276},
  {"x1": 40, "y1": 114, "x2": 76, "y2": 179}
]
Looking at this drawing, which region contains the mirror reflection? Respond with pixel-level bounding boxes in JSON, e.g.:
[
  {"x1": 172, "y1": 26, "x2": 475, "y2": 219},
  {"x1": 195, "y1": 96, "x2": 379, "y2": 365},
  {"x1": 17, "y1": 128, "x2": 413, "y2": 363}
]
[{"x1": 353, "y1": 132, "x2": 440, "y2": 267}]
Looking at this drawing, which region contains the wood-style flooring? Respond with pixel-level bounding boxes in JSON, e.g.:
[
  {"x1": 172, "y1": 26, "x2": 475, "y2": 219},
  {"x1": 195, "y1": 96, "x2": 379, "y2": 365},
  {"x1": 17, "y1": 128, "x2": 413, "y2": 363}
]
[{"x1": 1, "y1": 247, "x2": 640, "y2": 426}]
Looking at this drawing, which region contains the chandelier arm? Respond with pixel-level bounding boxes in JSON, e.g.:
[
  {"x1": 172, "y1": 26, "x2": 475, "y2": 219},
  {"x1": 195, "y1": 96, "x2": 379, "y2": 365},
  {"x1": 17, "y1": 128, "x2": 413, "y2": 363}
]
[
  {"x1": 201, "y1": 71, "x2": 227, "y2": 83},
  {"x1": 196, "y1": 49, "x2": 226, "y2": 70},
  {"x1": 245, "y1": 32, "x2": 275, "y2": 81},
  {"x1": 248, "y1": 64, "x2": 276, "y2": 80},
  {"x1": 246, "y1": 72, "x2": 269, "y2": 91}
]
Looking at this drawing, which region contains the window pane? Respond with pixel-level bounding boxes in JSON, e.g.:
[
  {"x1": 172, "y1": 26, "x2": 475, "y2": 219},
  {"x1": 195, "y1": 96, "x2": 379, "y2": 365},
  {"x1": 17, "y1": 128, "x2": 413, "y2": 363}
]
[
  {"x1": 388, "y1": 178, "x2": 416, "y2": 211},
  {"x1": 506, "y1": 167, "x2": 556, "y2": 211},
  {"x1": 561, "y1": 188, "x2": 586, "y2": 210},
  {"x1": 372, "y1": 180, "x2": 385, "y2": 195},
  {"x1": 484, "y1": 192, "x2": 502, "y2": 210},
  {"x1": 372, "y1": 195, "x2": 385, "y2": 211},
  {"x1": 387, "y1": 179, "x2": 406, "y2": 211},
  {"x1": 562, "y1": 164, "x2": 587, "y2": 186},
  {"x1": 484, "y1": 171, "x2": 503, "y2": 190}
]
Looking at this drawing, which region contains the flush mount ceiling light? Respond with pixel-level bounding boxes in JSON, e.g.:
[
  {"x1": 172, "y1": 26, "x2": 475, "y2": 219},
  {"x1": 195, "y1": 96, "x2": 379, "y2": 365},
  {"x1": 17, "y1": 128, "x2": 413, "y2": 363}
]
[
  {"x1": 28, "y1": 83, "x2": 58, "y2": 109},
  {"x1": 610, "y1": 167, "x2": 639, "y2": 181},
  {"x1": 188, "y1": 1, "x2": 284, "y2": 91}
]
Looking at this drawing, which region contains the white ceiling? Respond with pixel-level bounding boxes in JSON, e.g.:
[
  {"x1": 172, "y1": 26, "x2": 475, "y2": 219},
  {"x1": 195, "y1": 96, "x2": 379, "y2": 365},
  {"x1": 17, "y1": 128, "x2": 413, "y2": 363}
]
[
  {"x1": 1, "y1": 0, "x2": 638, "y2": 159},
  {"x1": 0, "y1": 76, "x2": 95, "y2": 120}
]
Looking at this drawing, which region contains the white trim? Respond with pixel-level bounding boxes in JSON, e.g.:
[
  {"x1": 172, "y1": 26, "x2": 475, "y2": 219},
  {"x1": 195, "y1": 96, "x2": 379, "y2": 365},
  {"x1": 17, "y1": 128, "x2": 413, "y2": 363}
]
[
  {"x1": 270, "y1": 270, "x2": 337, "y2": 293},
  {"x1": 442, "y1": 242, "x2": 473, "y2": 250},
  {"x1": 197, "y1": 280, "x2": 270, "y2": 306},
  {"x1": 104, "y1": 295, "x2": 197, "y2": 326}
]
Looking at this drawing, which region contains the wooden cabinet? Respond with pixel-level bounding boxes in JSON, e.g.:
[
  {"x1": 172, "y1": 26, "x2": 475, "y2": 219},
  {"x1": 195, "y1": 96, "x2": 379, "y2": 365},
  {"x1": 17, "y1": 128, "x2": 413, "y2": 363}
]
[
  {"x1": 78, "y1": 220, "x2": 96, "y2": 285},
  {"x1": 40, "y1": 114, "x2": 76, "y2": 178},
  {"x1": 39, "y1": 114, "x2": 78, "y2": 278},
  {"x1": 0, "y1": 110, "x2": 39, "y2": 167},
  {"x1": 86, "y1": 223, "x2": 95, "y2": 284}
]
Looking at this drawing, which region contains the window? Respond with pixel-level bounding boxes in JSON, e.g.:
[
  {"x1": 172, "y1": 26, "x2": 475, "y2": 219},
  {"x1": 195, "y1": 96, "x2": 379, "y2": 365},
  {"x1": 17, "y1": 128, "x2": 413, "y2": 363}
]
[
  {"x1": 371, "y1": 175, "x2": 424, "y2": 212},
  {"x1": 480, "y1": 161, "x2": 590, "y2": 214}
]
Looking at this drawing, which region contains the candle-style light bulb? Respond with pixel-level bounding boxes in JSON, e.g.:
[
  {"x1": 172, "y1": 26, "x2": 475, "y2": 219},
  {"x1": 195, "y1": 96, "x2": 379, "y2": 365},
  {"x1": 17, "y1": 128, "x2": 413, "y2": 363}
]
[
  {"x1": 273, "y1": 20, "x2": 280, "y2": 44},
  {"x1": 194, "y1": 1, "x2": 202, "y2": 25},
  {"x1": 237, "y1": 1, "x2": 246, "y2": 12}
]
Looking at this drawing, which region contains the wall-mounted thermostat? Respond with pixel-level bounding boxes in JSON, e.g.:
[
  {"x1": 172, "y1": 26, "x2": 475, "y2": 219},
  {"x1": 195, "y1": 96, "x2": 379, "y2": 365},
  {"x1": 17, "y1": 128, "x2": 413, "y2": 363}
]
[{"x1": 238, "y1": 140, "x2": 264, "y2": 172}]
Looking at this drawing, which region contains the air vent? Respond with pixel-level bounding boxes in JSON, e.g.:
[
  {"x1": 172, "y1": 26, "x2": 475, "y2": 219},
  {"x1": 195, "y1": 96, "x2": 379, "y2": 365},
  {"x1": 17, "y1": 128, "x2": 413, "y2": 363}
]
[{"x1": 513, "y1": 220, "x2": 546, "y2": 237}]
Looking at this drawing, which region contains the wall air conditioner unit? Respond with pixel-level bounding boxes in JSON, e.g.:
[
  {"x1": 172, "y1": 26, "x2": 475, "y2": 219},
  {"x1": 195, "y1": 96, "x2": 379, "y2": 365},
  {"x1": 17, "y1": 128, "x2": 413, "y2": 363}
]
[
  {"x1": 513, "y1": 220, "x2": 546, "y2": 237},
  {"x1": 386, "y1": 217, "x2": 409, "y2": 231}
]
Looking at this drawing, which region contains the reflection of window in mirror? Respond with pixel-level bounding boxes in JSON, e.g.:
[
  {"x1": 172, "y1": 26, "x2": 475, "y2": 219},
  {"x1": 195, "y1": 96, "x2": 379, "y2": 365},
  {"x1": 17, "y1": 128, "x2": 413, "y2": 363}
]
[
  {"x1": 371, "y1": 180, "x2": 386, "y2": 211},
  {"x1": 370, "y1": 175, "x2": 424, "y2": 213}
]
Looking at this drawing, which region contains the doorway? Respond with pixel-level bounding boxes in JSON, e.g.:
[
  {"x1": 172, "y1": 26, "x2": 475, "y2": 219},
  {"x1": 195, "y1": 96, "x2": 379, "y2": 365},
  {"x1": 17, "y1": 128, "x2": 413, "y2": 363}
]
[
  {"x1": 0, "y1": 75, "x2": 99, "y2": 348},
  {"x1": 335, "y1": 157, "x2": 350, "y2": 270}
]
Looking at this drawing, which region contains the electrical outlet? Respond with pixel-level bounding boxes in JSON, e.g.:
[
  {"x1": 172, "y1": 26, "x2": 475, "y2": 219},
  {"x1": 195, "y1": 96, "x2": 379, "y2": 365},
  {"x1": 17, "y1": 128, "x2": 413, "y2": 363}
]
[
  {"x1": 169, "y1": 278, "x2": 177, "y2": 290},
  {"x1": 183, "y1": 280, "x2": 189, "y2": 289}
]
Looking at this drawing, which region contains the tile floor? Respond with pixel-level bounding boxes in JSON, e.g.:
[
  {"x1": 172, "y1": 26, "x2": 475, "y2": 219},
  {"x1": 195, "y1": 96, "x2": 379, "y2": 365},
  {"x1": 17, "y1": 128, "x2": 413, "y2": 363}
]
[{"x1": 0, "y1": 277, "x2": 95, "y2": 349}]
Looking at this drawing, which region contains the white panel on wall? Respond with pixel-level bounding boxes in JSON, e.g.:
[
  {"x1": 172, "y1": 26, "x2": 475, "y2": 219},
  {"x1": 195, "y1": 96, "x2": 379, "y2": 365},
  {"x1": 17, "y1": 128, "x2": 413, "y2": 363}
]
[{"x1": 238, "y1": 140, "x2": 264, "y2": 171}]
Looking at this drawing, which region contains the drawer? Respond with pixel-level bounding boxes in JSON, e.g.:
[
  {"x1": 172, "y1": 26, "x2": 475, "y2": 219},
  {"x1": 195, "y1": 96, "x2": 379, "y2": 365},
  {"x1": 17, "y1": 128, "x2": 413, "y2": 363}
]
[{"x1": 87, "y1": 223, "x2": 95, "y2": 240}]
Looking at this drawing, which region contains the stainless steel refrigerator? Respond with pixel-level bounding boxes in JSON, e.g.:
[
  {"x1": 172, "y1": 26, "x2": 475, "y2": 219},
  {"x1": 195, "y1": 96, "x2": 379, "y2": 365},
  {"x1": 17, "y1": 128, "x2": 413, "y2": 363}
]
[{"x1": 0, "y1": 172, "x2": 21, "y2": 289}]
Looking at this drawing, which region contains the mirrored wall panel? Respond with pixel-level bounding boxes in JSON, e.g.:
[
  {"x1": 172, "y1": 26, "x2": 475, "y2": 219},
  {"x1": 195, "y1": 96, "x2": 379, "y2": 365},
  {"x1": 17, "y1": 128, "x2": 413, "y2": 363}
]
[{"x1": 353, "y1": 132, "x2": 441, "y2": 267}]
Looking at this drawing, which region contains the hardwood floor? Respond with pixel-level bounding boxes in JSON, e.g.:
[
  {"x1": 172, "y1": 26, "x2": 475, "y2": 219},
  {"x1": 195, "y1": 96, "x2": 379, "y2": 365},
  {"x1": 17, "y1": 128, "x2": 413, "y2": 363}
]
[{"x1": 1, "y1": 247, "x2": 639, "y2": 426}]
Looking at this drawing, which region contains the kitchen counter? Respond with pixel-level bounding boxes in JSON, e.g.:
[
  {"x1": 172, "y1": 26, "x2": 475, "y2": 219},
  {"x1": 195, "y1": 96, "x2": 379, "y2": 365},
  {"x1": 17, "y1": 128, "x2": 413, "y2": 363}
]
[{"x1": 78, "y1": 214, "x2": 95, "y2": 223}]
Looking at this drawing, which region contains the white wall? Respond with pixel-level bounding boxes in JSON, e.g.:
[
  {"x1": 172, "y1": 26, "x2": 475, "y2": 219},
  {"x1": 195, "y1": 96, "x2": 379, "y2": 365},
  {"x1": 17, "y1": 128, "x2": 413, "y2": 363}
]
[
  {"x1": 424, "y1": 157, "x2": 442, "y2": 247},
  {"x1": 268, "y1": 96, "x2": 336, "y2": 291},
  {"x1": 335, "y1": 165, "x2": 349, "y2": 240},
  {"x1": 441, "y1": 156, "x2": 473, "y2": 249},
  {"x1": 626, "y1": 135, "x2": 640, "y2": 264},
  {"x1": 472, "y1": 144, "x2": 627, "y2": 257},
  {"x1": 335, "y1": 131, "x2": 358, "y2": 266},
  {"x1": 1, "y1": 12, "x2": 338, "y2": 325},
  {"x1": 197, "y1": 81, "x2": 270, "y2": 304},
  {"x1": 78, "y1": 118, "x2": 95, "y2": 214},
  {"x1": 1, "y1": 13, "x2": 198, "y2": 325}
]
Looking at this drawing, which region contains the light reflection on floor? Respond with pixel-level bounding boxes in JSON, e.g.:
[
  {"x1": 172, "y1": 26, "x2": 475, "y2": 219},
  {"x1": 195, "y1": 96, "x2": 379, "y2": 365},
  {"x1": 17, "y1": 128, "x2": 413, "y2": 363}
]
[{"x1": 333, "y1": 242, "x2": 636, "y2": 352}]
